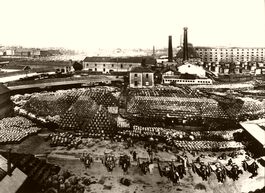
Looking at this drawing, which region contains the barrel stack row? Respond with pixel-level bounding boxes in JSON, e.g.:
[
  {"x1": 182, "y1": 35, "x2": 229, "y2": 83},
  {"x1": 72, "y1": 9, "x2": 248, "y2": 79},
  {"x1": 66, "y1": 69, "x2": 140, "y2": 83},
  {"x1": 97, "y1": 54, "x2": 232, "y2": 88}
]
[
  {"x1": 49, "y1": 132, "x2": 82, "y2": 148},
  {"x1": 127, "y1": 96, "x2": 228, "y2": 119},
  {"x1": 81, "y1": 105, "x2": 117, "y2": 138},
  {"x1": 128, "y1": 86, "x2": 197, "y2": 98},
  {"x1": 173, "y1": 140, "x2": 244, "y2": 151},
  {"x1": 0, "y1": 116, "x2": 41, "y2": 144},
  {"x1": 19, "y1": 87, "x2": 120, "y2": 138}
]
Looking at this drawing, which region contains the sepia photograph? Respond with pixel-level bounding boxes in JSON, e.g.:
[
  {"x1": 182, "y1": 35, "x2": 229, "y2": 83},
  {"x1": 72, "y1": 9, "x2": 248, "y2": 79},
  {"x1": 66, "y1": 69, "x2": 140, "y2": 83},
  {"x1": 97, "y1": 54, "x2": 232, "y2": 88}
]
[{"x1": 0, "y1": 0, "x2": 265, "y2": 193}]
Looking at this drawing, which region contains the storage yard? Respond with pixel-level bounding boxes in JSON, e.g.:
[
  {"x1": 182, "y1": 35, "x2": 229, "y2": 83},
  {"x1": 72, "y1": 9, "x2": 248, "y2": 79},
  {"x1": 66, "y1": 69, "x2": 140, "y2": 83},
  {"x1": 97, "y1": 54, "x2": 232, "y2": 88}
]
[
  {"x1": 1, "y1": 1, "x2": 265, "y2": 192},
  {"x1": 0, "y1": 84, "x2": 264, "y2": 193}
]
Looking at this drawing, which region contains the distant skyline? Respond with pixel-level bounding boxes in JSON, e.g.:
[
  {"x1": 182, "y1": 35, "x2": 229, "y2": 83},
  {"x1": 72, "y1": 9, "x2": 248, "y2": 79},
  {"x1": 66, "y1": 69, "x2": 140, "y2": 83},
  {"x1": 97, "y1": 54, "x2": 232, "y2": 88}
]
[{"x1": 0, "y1": 0, "x2": 264, "y2": 51}]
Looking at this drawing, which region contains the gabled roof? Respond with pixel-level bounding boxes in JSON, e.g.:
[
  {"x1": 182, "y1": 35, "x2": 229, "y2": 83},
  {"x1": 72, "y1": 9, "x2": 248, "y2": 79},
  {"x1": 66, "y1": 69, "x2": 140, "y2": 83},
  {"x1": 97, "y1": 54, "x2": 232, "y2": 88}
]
[
  {"x1": 83, "y1": 57, "x2": 112, "y2": 62},
  {"x1": 83, "y1": 56, "x2": 156, "y2": 64},
  {"x1": 0, "y1": 84, "x2": 10, "y2": 95},
  {"x1": 130, "y1": 66, "x2": 153, "y2": 73}
]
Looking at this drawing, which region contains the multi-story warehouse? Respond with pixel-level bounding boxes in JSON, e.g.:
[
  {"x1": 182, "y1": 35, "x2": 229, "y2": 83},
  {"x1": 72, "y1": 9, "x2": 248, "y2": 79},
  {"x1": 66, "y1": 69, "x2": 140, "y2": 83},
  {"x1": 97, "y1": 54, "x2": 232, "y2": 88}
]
[
  {"x1": 82, "y1": 56, "x2": 156, "y2": 73},
  {"x1": 195, "y1": 47, "x2": 265, "y2": 63}
]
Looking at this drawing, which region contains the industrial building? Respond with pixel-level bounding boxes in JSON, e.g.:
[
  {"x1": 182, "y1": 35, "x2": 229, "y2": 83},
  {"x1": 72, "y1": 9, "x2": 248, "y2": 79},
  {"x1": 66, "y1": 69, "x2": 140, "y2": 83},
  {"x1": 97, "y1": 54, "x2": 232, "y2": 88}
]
[
  {"x1": 0, "y1": 47, "x2": 61, "y2": 57},
  {"x1": 82, "y1": 56, "x2": 156, "y2": 74},
  {"x1": 159, "y1": 28, "x2": 212, "y2": 85},
  {"x1": 161, "y1": 63, "x2": 212, "y2": 85},
  {"x1": 129, "y1": 66, "x2": 154, "y2": 88},
  {"x1": 195, "y1": 47, "x2": 265, "y2": 63}
]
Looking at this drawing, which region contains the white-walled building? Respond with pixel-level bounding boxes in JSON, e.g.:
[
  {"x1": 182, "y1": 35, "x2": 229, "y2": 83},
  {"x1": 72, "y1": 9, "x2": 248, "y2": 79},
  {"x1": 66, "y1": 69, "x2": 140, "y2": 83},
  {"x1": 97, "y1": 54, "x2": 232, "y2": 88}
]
[
  {"x1": 82, "y1": 56, "x2": 156, "y2": 74},
  {"x1": 178, "y1": 63, "x2": 206, "y2": 78},
  {"x1": 129, "y1": 67, "x2": 154, "y2": 88},
  {"x1": 5, "y1": 49, "x2": 15, "y2": 56},
  {"x1": 160, "y1": 65, "x2": 212, "y2": 85},
  {"x1": 195, "y1": 47, "x2": 265, "y2": 63},
  {"x1": 163, "y1": 77, "x2": 212, "y2": 85}
]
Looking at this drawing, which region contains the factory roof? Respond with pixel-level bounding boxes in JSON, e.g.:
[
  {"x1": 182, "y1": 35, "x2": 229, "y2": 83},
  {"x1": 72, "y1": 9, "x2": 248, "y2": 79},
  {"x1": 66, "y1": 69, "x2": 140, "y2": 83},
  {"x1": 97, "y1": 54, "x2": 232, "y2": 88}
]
[
  {"x1": 130, "y1": 66, "x2": 153, "y2": 73},
  {"x1": 83, "y1": 56, "x2": 156, "y2": 64},
  {"x1": 83, "y1": 57, "x2": 112, "y2": 62}
]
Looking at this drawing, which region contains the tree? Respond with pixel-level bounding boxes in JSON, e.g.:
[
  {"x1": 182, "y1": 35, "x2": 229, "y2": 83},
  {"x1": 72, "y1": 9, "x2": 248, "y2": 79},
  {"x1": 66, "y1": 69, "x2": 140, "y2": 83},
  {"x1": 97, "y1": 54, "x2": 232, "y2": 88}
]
[{"x1": 73, "y1": 61, "x2": 83, "y2": 71}]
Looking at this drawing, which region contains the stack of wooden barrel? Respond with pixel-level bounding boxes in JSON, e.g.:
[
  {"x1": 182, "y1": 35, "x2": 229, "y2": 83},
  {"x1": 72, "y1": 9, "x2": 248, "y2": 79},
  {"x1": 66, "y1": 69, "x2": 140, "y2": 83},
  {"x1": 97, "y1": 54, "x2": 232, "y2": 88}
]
[
  {"x1": 82, "y1": 105, "x2": 117, "y2": 139},
  {"x1": 49, "y1": 132, "x2": 82, "y2": 148},
  {"x1": 0, "y1": 116, "x2": 41, "y2": 144}
]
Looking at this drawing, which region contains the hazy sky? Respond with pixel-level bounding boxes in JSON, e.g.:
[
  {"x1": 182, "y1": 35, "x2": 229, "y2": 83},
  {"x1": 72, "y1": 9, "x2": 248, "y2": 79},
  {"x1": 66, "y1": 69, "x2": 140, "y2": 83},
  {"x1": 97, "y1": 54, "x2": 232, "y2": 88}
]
[{"x1": 0, "y1": 0, "x2": 264, "y2": 50}]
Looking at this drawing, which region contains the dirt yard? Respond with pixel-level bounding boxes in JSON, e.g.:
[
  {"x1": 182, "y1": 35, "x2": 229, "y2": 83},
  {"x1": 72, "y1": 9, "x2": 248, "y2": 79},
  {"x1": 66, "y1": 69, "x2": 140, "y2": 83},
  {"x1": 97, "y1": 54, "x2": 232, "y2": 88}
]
[
  {"x1": 1, "y1": 134, "x2": 264, "y2": 193},
  {"x1": 47, "y1": 148, "x2": 265, "y2": 193}
]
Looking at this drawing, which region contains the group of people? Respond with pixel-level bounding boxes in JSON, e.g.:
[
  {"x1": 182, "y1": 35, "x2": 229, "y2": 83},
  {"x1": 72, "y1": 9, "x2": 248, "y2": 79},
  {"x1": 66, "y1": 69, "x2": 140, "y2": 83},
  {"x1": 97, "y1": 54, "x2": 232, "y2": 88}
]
[
  {"x1": 79, "y1": 148, "x2": 188, "y2": 186},
  {"x1": 79, "y1": 146, "x2": 261, "y2": 187},
  {"x1": 191, "y1": 156, "x2": 259, "y2": 183},
  {"x1": 80, "y1": 152, "x2": 93, "y2": 169},
  {"x1": 157, "y1": 159, "x2": 186, "y2": 185}
]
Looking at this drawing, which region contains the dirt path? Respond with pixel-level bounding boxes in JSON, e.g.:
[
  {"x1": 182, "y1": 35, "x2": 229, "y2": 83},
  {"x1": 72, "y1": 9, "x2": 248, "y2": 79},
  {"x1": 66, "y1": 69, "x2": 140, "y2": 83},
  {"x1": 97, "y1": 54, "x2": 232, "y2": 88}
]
[
  {"x1": 1, "y1": 135, "x2": 264, "y2": 193},
  {"x1": 47, "y1": 150, "x2": 265, "y2": 193}
]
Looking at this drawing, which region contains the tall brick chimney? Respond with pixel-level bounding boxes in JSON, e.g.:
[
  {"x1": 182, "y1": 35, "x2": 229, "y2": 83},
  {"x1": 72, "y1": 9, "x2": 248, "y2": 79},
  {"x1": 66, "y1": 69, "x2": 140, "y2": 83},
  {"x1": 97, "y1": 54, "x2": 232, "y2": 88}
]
[
  {"x1": 152, "y1": 45, "x2": 156, "y2": 57},
  {"x1": 183, "y1": 27, "x2": 188, "y2": 61},
  {"x1": 168, "y1": 36, "x2": 173, "y2": 62}
]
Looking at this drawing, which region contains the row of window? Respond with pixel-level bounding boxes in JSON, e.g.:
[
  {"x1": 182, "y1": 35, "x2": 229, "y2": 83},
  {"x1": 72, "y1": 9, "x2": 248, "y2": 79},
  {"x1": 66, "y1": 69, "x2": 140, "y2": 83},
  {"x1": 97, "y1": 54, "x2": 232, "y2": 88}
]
[
  {"x1": 197, "y1": 48, "x2": 265, "y2": 51},
  {"x1": 93, "y1": 64, "x2": 123, "y2": 68},
  {"x1": 134, "y1": 74, "x2": 149, "y2": 78},
  {"x1": 198, "y1": 50, "x2": 264, "y2": 53},
  {"x1": 84, "y1": 63, "x2": 135, "y2": 68},
  {"x1": 199, "y1": 53, "x2": 264, "y2": 56},
  {"x1": 134, "y1": 81, "x2": 150, "y2": 86},
  {"x1": 201, "y1": 55, "x2": 264, "y2": 59},
  {"x1": 90, "y1": 68, "x2": 112, "y2": 72},
  {"x1": 165, "y1": 79, "x2": 211, "y2": 84}
]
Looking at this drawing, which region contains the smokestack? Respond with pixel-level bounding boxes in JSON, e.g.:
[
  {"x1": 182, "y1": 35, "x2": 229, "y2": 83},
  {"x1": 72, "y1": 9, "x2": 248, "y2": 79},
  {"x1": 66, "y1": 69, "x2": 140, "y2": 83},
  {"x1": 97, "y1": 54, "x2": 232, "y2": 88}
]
[
  {"x1": 183, "y1": 27, "x2": 188, "y2": 61},
  {"x1": 168, "y1": 36, "x2": 173, "y2": 62},
  {"x1": 152, "y1": 45, "x2": 156, "y2": 57},
  {"x1": 7, "y1": 148, "x2": 12, "y2": 176}
]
